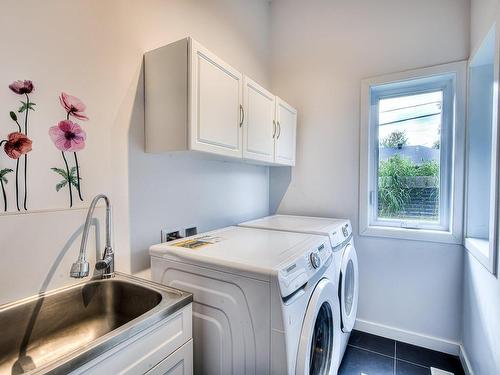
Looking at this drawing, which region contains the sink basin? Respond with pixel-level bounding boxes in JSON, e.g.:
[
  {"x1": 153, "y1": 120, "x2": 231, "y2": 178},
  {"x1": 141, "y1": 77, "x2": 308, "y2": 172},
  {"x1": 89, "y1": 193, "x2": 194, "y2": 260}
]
[{"x1": 0, "y1": 273, "x2": 192, "y2": 375}]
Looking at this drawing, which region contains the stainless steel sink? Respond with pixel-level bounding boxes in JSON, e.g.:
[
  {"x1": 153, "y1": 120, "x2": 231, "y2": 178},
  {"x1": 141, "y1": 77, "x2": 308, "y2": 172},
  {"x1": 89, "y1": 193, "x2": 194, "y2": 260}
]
[{"x1": 0, "y1": 273, "x2": 192, "y2": 375}]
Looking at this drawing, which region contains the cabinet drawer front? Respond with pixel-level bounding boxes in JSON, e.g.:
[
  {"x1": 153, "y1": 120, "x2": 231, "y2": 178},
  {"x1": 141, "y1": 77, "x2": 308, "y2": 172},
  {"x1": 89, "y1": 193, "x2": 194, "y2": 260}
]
[
  {"x1": 190, "y1": 40, "x2": 243, "y2": 158},
  {"x1": 243, "y1": 77, "x2": 275, "y2": 163},
  {"x1": 72, "y1": 304, "x2": 192, "y2": 375},
  {"x1": 146, "y1": 339, "x2": 193, "y2": 375}
]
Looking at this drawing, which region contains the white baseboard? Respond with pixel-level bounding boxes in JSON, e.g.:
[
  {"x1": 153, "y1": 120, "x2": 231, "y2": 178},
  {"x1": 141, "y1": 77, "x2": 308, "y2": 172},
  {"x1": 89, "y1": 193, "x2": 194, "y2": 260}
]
[
  {"x1": 354, "y1": 318, "x2": 460, "y2": 355},
  {"x1": 459, "y1": 345, "x2": 474, "y2": 375}
]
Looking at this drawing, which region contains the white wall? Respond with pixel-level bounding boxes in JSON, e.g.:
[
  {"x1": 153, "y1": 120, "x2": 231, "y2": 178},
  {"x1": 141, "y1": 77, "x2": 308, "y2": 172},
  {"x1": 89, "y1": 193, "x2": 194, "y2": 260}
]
[
  {"x1": 270, "y1": 0, "x2": 470, "y2": 350},
  {"x1": 0, "y1": 0, "x2": 272, "y2": 304},
  {"x1": 471, "y1": 0, "x2": 500, "y2": 51},
  {"x1": 462, "y1": 1, "x2": 500, "y2": 373}
]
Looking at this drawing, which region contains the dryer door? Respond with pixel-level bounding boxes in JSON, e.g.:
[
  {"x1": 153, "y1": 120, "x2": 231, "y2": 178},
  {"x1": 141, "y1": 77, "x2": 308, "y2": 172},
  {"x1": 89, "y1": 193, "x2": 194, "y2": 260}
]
[
  {"x1": 296, "y1": 278, "x2": 341, "y2": 375},
  {"x1": 340, "y1": 243, "x2": 359, "y2": 333}
]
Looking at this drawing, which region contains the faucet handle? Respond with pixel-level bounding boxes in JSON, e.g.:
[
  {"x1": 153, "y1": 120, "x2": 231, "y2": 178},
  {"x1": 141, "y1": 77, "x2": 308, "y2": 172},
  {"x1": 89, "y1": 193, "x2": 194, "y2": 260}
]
[
  {"x1": 95, "y1": 256, "x2": 112, "y2": 270},
  {"x1": 95, "y1": 246, "x2": 114, "y2": 278}
]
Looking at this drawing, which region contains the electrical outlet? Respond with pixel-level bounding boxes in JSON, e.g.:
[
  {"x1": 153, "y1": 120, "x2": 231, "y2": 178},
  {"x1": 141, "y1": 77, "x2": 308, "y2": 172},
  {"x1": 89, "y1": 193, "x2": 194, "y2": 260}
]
[
  {"x1": 161, "y1": 226, "x2": 198, "y2": 242},
  {"x1": 161, "y1": 229, "x2": 183, "y2": 243}
]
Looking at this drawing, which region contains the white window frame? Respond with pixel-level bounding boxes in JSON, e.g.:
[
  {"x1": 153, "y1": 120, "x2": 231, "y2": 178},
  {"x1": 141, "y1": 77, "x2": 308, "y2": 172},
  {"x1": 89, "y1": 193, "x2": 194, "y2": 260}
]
[{"x1": 359, "y1": 61, "x2": 466, "y2": 243}]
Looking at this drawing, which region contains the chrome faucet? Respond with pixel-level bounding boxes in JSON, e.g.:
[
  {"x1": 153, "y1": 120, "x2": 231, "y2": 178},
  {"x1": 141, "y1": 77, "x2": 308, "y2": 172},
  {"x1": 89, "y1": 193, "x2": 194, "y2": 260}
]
[{"x1": 70, "y1": 194, "x2": 115, "y2": 279}]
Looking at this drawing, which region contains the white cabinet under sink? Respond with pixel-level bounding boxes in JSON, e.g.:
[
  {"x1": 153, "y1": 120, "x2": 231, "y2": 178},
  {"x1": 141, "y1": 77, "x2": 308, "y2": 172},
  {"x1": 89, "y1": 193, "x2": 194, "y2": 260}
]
[
  {"x1": 144, "y1": 37, "x2": 297, "y2": 166},
  {"x1": 146, "y1": 340, "x2": 193, "y2": 375},
  {"x1": 70, "y1": 304, "x2": 193, "y2": 375}
]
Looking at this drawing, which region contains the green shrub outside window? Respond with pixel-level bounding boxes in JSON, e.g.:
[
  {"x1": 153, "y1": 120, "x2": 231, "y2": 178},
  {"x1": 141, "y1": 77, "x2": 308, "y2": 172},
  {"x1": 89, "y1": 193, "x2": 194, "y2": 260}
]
[{"x1": 378, "y1": 155, "x2": 439, "y2": 219}]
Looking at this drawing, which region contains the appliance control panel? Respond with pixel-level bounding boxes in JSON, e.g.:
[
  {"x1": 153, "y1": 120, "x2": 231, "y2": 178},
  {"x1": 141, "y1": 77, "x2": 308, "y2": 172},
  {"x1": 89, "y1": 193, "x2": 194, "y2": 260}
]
[
  {"x1": 330, "y1": 221, "x2": 352, "y2": 250},
  {"x1": 278, "y1": 241, "x2": 331, "y2": 298}
]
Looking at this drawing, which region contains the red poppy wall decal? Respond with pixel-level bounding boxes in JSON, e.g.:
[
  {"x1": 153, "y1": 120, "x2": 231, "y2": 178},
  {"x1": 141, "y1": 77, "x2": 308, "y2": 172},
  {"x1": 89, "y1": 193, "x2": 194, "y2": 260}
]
[
  {"x1": 49, "y1": 92, "x2": 88, "y2": 207},
  {"x1": 3, "y1": 132, "x2": 33, "y2": 158},
  {"x1": 1, "y1": 80, "x2": 35, "y2": 211}
]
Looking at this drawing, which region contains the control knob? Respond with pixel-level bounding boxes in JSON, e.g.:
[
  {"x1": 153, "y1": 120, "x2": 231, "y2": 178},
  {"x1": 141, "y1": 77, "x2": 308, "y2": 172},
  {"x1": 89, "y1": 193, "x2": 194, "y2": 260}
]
[
  {"x1": 310, "y1": 252, "x2": 321, "y2": 269},
  {"x1": 342, "y1": 225, "x2": 349, "y2": 237}
]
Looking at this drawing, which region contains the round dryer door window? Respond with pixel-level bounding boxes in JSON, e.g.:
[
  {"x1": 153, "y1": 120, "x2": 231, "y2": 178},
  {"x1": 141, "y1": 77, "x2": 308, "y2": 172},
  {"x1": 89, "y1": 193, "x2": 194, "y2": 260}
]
[
  {"x1": 296, "y1": 278, "x2": 341, "y2": 375},
  {"x1": 310, "y1": 302, "x2": 333, "y2": 374},
  {"x1": 340, "y1": 243, "x2": 359, "y2": 333}
]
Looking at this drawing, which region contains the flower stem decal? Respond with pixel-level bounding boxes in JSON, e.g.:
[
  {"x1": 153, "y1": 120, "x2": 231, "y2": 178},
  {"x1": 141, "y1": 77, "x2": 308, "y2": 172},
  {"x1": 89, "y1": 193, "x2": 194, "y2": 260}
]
[
  {"x1": 49, "y1": 93, "x2": 88, "y2": 207},
  {"x1": 0, "y1": 168, "x2": 13, "y2": 212},
  {"x1": 6, "y1": 80, "x2": 35, "y2": 211},
  {"x1": 73, "y1": 152, "x2": 83, "y2": 201}
]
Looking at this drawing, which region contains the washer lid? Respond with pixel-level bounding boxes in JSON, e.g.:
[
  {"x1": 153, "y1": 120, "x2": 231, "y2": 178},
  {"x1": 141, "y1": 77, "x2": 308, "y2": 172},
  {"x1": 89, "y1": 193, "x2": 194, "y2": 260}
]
[
  {"x1": 150, "y1": 226, "x2": 327, "y2": 285},
  {"x1": 239, "y1": 214, "x2": 352, "y2": 250}
]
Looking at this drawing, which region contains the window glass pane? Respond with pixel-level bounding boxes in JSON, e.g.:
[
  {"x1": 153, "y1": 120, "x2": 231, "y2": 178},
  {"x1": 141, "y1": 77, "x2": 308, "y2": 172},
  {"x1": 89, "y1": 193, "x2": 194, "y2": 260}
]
[{"x1": 377, "y1": 91, "x2": 442, "y2": 222}]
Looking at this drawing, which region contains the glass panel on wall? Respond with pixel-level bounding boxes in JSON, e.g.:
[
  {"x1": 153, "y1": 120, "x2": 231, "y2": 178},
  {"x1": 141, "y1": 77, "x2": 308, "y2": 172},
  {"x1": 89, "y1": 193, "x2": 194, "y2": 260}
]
[{"x1": 377, "y1": 91, "x2": 443, "y2": 222}]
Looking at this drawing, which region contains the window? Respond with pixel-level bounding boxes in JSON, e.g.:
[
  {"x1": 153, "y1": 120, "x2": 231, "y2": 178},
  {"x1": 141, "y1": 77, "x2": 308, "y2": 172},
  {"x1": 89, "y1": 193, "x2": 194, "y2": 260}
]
[{"x1": 360, "y1": 62, "x2": 466, "y2": 243}]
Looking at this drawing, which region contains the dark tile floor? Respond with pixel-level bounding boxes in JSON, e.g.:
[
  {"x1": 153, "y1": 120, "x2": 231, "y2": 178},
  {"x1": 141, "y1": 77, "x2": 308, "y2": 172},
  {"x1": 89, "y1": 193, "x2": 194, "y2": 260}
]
[{"x1": 338, "y1": 330, "x2": 465, "y2": 375}]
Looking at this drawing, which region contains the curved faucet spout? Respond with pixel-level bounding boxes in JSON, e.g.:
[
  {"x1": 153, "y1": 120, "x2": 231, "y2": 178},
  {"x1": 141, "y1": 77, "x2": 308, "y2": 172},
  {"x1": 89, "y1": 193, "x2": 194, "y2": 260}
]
[{"x1": 70, "y1": 194, "x2": 114, "y2": 279}]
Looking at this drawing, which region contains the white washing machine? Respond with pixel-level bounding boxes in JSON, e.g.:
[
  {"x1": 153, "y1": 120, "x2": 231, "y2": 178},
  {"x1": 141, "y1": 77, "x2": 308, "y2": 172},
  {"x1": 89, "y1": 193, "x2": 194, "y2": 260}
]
[
  {"x1": 150, "y1": 226, "x2": 341, "y2": 375},
  {"x1": 239, "y1": 215, "x2": 359, "y2": 361}
]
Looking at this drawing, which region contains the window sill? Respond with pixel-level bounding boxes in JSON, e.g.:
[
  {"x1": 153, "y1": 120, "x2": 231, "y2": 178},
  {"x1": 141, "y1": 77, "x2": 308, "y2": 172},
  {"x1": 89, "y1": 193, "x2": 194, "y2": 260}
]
[
  {"x1": 464, "y1": 237, "x2": 489, "y2": 258},
  {"x1": 360, "y1": 225, "x2": 463, "y2": 244}
]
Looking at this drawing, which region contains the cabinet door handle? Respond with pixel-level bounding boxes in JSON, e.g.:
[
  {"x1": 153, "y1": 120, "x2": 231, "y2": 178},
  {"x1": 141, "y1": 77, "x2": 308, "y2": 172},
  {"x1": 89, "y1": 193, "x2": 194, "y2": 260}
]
[
  {"x1": 239, "y1": 105, "x2": 244, "y2": 127},
  {"x1": 272, "y1": 120, "x2": 276, "y2": 138},
  {"x1": 277, "y1": 121, "x2": 281, "y2": 139}
]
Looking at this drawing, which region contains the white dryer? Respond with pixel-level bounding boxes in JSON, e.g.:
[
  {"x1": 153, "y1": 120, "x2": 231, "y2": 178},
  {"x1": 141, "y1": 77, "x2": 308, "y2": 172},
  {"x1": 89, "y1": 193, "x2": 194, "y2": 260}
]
[
  {"x1": 239, "y1": 215, "x2": 359, "y2": 360},
  {"x1": 150, "y1": 226, "x2": 341, "y2": 375}
]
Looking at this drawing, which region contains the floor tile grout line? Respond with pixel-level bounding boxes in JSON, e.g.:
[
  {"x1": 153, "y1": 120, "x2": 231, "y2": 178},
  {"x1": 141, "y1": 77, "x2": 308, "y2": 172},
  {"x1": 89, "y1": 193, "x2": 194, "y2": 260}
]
[
  {"x1": 396, "y1": 358, "x2": 433, "y2": 370},
  {"x1": 394, "y1": 341, "x2": 396, "y2": 375},
  {"x1": 350, "y1": 332, "x2": 463, "y2": 374},
  {"x1": 347, "y1": 343, "x2": 396, "y2": 360},
  {"x1": 348, "y1": 342, "x2": 434, "y2": 371}
]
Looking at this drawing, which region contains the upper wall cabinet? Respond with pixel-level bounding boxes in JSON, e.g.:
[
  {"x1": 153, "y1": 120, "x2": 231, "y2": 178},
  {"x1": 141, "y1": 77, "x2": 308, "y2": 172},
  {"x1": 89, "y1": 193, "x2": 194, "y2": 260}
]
[
  {"x1": 190, "y1": 40, "x2": 243, "y2": 158},
  {"x1": 242, "y1": 77, "x2": 275, "y2": 163},
  {"x1": 275, "y1": 97, "x2": 297, "y2": 166},
  {"x1": 144, "y1": 37, "x2": 297, "y2": 166},
  {"x1": 465, "y1": 25, "x2": 500, "y2": 275}
]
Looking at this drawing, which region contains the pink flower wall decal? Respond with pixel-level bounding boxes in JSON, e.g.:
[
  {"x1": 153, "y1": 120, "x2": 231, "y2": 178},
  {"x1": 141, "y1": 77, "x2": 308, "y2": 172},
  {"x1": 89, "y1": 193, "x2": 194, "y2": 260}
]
[
  {"x1": 49, "y1": 120, "x2": 86, "y2": 152},
  {"x1": 51, "y1": 92, "x2": 89, "y2": 208},
  {"x1": 9, "y1": 80, "x2": 34, "y2": 95},
  {"x1": 59, "y1": 92, "x2": 89, "y2": 121},
  {"x1": 2, "y1": 132, "x2": 32, "y2": 159},
  {"x1": 7, "y1": 79, "x2": 36, "y2": 211}
]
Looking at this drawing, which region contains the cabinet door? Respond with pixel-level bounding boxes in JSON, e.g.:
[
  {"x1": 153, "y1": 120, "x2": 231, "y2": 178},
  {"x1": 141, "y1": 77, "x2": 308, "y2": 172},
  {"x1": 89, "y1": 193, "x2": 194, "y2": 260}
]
[
  {"x1": 70, "y1": 305, "x2": 192, "y2": 375},
  {"x1": 275, "y1": 97, "x2": 297, "y2": 166},
  {"x1": 242, "y1": 77, "x2": 275, "y2": 163},
  {"x1": 146, "y1": 340, "x2": 193, "y2": 375},
  {"x1": 189, "y1": 39, "x2": 243, "y2": 158}
]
